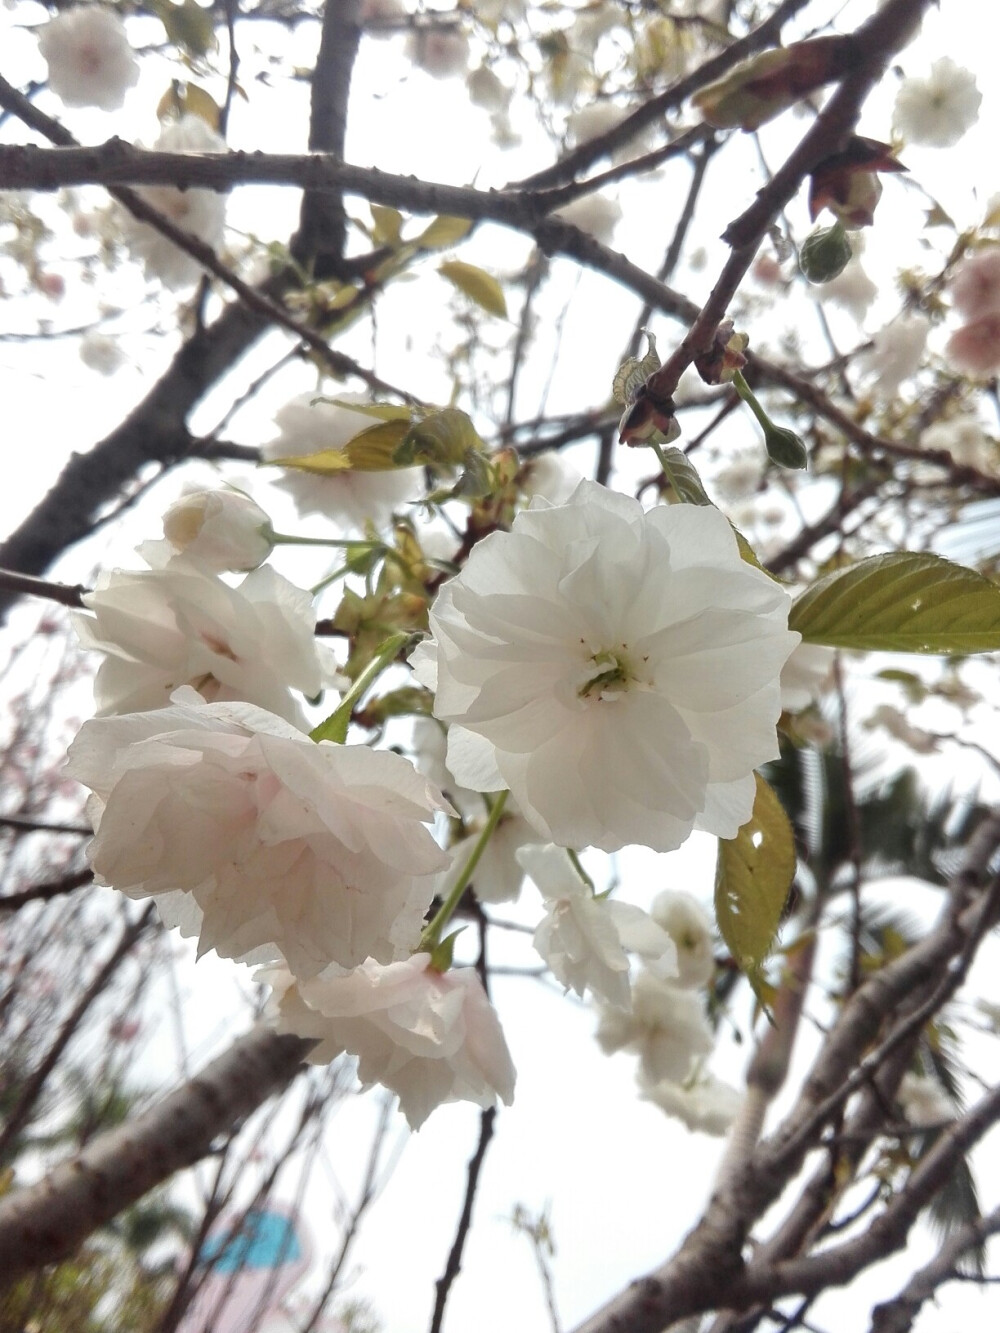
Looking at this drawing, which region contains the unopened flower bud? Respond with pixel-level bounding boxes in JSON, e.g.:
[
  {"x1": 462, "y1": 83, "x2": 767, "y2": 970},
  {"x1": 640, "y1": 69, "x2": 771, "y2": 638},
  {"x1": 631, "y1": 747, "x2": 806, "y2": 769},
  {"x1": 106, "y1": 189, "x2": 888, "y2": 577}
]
[
  {"x1": 162, "y1": 489, "x2": 274, "y2": 571},
  {"x1": 800, "y1": 223, "x2": 853, "y2": 284},
  {"x1": 764, "y1": 425, "x2": 808, "y2": 470}
]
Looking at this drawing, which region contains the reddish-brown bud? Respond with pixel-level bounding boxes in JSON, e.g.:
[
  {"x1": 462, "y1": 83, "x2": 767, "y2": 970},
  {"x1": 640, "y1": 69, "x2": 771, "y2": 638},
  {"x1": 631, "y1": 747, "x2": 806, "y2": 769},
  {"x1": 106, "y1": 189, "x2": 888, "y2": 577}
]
[
  {"x1": 808, "y1": 136, "x2": 906, "y2": 228},
  {"x1": 691, "y1": 36, "x2": 853, "y2": 131},
  {"x1": 694, "y1": 320, "x2": 749, "y2": 386}
]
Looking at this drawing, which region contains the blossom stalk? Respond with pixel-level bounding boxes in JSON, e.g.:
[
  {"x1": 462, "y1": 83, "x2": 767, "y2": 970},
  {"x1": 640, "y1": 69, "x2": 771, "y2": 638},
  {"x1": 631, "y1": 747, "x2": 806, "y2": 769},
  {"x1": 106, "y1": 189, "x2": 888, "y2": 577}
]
[{"x1": 420, "y1": 789, "x2": 509, "y2": 950}]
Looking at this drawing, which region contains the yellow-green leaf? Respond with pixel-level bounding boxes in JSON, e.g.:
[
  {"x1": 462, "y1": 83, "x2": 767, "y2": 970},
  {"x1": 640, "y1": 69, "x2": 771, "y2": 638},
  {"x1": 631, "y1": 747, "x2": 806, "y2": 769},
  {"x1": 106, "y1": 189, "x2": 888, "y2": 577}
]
[
  {"x1": 267, "y1": 420, "x2": 412, "y2": 475},
  {"x1": 715, "y1": 774, "x2": 796, "y2": 982},
  {"x1": 789, "y1": 553, "x2": 1000, "y2": 654},
  {"x1": 155, "y1": 80, "x2": 221, "y2": 128},
  {"x1": 155, "y1": 0, "x2": 217, "y2": 57},
  {"x1": 418, "y1": 215, "x2": 475, "y2": 249},
  {"x1": 439, "y1": 260, "x2": 507, "y2": 317},
  {"x1": 315, "y1": 398, "x2": 415, "y2": 423},
  {"x1": 371, "y1": 204, "x2": 405, "y2": 246},
  {"x1": 395, "y1": 407, "x2": 485, "y2": 469},
  {"x1": 655, "y1": 445, "x2": 712, "y2": 505}
]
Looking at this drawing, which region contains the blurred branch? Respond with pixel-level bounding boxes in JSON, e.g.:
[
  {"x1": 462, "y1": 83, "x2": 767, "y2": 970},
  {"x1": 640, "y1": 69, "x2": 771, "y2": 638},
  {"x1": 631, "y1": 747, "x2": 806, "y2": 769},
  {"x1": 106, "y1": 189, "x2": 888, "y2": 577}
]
[
  {"x1": 571, "y1": 811, "x2": 1000, "y2": 1333},
  {"x1": 0, "y1": 867, "x2": 93, "y2": 911},
  {"x1": 0, "y1": 1025, "x2": 314, "y2": 1283},
  {"x1": 0, "y1": 904, "x2": 156, "y2": 1165},
  {"x1": 868, "y1": 1202, "x2": 1000, "y2": 1333}
]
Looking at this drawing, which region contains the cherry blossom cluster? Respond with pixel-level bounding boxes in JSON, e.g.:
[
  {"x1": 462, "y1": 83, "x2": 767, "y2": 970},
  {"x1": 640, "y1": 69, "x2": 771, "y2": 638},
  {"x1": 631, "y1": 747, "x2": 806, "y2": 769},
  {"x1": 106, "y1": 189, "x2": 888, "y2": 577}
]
[{"x1": 64, "y1": 380, "x2": 805, "y2": 1131}]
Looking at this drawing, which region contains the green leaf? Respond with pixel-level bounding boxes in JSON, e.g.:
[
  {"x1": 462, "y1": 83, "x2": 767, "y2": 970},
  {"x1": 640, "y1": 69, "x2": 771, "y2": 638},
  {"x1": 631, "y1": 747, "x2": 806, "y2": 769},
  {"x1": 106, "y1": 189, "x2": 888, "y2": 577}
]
[
  {"x1": 155, "y1": 80, "x2": 221, "y2": 129},
  {"x1": 418, "y1": 215, "x2": 475, "y2": 249},
  {"x1": 655, "y1": 446, "x2": 712, "y2": 505},
  {"x1": 439, "y1": 260, "x2": 507, "y2": 317},
  {"x1": 395, "y1": 407, "x2": 486, "y2": 469},
  {"x1": 715, "y1": 773, "x2": 796, "y2": 983},
  {"x1": 370, "y1": 204, "x2": 405, "y2": 246},
  {"x1": 789, "y1": 553, "x2": 1000, "y2": 654},
  {"x1": 266, "y1": 420, "x2": 412, "y2": 475},
  {"x1": 154, "y1": 0, "x2": 217, "y2": 57},
  {"x1": 612, "y1": 331, "x2": 660, "y2": 406},
  {"x1": 316, "y1": 398, "x2": 416, "y2": 423}
]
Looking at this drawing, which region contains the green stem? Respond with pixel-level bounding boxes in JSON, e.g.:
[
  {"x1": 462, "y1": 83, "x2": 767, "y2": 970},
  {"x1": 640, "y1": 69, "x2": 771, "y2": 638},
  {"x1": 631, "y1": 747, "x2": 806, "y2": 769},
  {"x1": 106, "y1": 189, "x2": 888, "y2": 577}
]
[
  {"x1": 731, "y1": 369, "x2": 773, "y2": 433},
  {"x1": 419, "y1": 790, "x2": 509, "y2": 952},
  {"x1": 567, "y1": 848, "x2": 594, "y2": 893},
  {"x1": 271, "y1": 532, "x2": 380, "y2": 550},
  {"x1": 650, "y1": 439, "x2": 674, "y2": 480},
  {"x1": 310, "y1": 630, "x2": 416, "y2": 744}
]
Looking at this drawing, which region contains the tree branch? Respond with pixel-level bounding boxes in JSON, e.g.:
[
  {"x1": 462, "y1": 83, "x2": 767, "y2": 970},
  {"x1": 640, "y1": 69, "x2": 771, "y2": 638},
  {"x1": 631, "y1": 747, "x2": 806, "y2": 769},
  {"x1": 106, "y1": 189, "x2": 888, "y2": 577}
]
[
  {"x1": 868, "y1": 1202, "x2": 1000, "y2": 1333},
  {"x1": 0, "y1": 1025, "x2": 313, "y2": 1284}
]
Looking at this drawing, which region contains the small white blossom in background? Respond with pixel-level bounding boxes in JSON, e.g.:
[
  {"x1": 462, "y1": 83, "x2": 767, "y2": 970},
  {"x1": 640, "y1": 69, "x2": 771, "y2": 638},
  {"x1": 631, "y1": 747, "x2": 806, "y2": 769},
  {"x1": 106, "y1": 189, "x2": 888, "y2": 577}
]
[
  {"x1": 780, "y1": 642, "x2": 836, "y2": 713},
  {"x1": 263, "y1": 393, "x2": 422, "y2": 531},
  {"x1": 404, "y1": 26, "x2": 470, "y2": 78},
  {"x1": 949, "y1": 250, "x2": 1000, "y2": 322},
  {"x1": 816, "y1": 257, "x2": 878, "y2": 323},
  {"x1": 522, "y1": 844, "x2": 677, "y2": 1008},
  {"x1": 75, "y1": 561, "x2": 331, "y2": 724},
  {"x1": 37, "y1": 5, "x2": 139, "y2": 111},
  {"x1": 566, "y1": 102, "x2": 625, "y2": 148},
  {"x1": 897, "y1": 1072, "x2": 953, "y2": 1127},
  {"x1": 893, "y1": 58, "x2": 981, "y2": 149},
  {"x1": 650, "y1": 890, "x2": 714, "y2": 989},
  {"x1": 261, "y1": 953, "x2": 515, "y2": 1129},
  {"x1": 945, "y1": 314, "x2": 1000, "y2": 378},
  {"x1": 519, "y1": 451, "x2": 585, "y2": 506},
  {"x1": 150, "y1": 489, "x2": 274, "y2": 573},
  {"x1": 428, "y1": 481, "x2": 798, "y2": 854},
  {"x1": 124, "y1": 116, "x2": 228, "y2": 290},
  {"x1": 920, "y1": 416, "x2": 994, "y2": 473},
  {"x1": 67, "y1": 692, "x2": 452, "y2": 978},
  {"x1": 553, "y1": 193, "x2": 622, "y2": 244},
  {"x1": 642, "y1": 1072, "x2": 741, "y2": 1136},
  {"x1": 596, "y1": 970, "x2": 714, "y2": 1083},
  {"x1": 710, "y1": 449, "x2": 763, "y2": 505},
  {"x1": 79, "y1": 329, "x2": 125, "y2": 376},
  {"x1": 467, "y1": 66, "x2": 509, "y2": 113},
  {"x1": 860, "y1": 314, "x2": 930, "y2": 399}
]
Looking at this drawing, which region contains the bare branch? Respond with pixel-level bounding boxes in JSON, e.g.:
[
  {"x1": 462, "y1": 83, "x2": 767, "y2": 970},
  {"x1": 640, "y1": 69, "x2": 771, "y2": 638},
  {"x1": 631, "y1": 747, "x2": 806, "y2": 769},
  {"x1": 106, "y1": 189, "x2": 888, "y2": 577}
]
[
  {"x1": 0, "y1": 1025, "x2": 313, "y2": 1283},
  {"x1": 868, "y1": 1202, "x2": 1000, "y2": 1333}
]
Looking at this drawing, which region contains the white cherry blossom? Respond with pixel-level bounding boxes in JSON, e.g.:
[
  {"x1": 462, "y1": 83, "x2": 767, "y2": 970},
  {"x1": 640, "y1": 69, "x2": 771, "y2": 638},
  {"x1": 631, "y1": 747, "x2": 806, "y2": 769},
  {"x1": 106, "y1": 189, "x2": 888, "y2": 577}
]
[
  {"x1": 428, "y1": 481, "x2": 798, "y2": 853},
  {"x1": 524, "y1": 845, "x2": 677, "y2": 1007},
  {"x1": 124, "y1": 116, "x2": 228, "y2": 290},
  {"x1": 553, "y1": 193, "x2": 622, "y2": 244},
  {"x1": 893, "y1": 58, "x2": 981, "y2": 149},
  {"x1": 38, "y1": 6, "x2": 139, "y2": 111},
  {"x1": 596, "y1": 969, "x2": 714, "y2": 1083},
  {"x1": 860, "y1": 315, "x2": 930, "y2": 399},
  {"x1": 642, "y1": 1072, "x2": 741, "y2": 1136},
  {"x1": 650, "y1": 890, "x2": 715, "y2": 990},
  {"x1": 261, "y1": 953, "x2": 515, "y2": 1128},
  {"x1": 74, "y1": 560, "x2": 331, "y2": 725},
  {"x1": 79, "y1": 330, "x2": 125, "y2": 375},
  {"x1": 67, "y1": 692, "x2": 452, "y2": 978}
]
